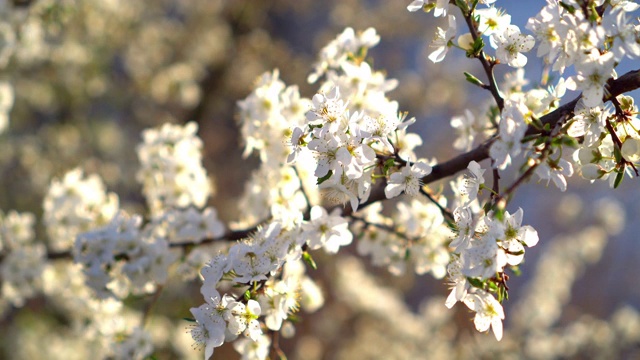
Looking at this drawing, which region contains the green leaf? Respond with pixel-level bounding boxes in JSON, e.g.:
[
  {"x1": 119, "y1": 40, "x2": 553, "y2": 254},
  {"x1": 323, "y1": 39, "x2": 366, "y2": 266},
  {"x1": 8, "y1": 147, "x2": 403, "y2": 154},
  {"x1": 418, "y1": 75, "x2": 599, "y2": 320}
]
[
  {"x1": 455, "y1": 0, "x2": 469, "y2": 14},
  {"x1": 498, "y1": 286, "x2": 509, "y2": 302},
  {"x1": 183, "y1": 317, "x2": 196, "y2": 322},
  {"x1": 559, "y1": 1, "x2": 576, "y2": 14},
  {"x1": 483, "y1": 201, "x2": 493, "y2": 217},
  {"x1": 303, "y1": 251, "x2": 318, "y2": 270},
  {"x1": 561, "y1": 136, "x2": 579, "y2": 148},
  {"x1": 530, "y1": 117, "x2": 544, "y2": 130},
  {"x1": 614, "y1": 170, "x2": 624, "y2": 188},
  {"x1": 614, "y1": 146, "x2": 623, "y2": 164},
  {"x1": 464, "y1": 72, "x2": 484, "y2": 87},
  {"x1": 316, "y1": 170, "x2": 333, "y2": 185}
]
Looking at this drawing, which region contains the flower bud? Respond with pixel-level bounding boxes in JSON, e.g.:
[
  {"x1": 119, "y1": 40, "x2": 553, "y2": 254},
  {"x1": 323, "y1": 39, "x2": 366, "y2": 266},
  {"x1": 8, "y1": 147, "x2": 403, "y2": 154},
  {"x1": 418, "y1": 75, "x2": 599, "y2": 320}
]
[
  {"x1": 577, "y1": 147, "x2": 596, "y2": 164},
  {"x1": 580, "y1": 163, "x2": 604, "y2": 180},
  {"x1": 621, "y1": 137, "x2": 640, "y2": 162},
  {"x1": 457, "y1": 33, "x2": 474, "y2": 51}
]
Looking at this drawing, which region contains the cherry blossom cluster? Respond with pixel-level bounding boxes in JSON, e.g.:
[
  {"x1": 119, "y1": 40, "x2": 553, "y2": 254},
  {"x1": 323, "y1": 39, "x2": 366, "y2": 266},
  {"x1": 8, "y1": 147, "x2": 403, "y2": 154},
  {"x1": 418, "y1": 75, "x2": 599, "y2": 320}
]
[
  {"x1": 1, "y1": 0, "x2": 640, "y2": 358},
  {"x1": 188, "y1": 218, "x2": 330, "y2": 359},
  {"x1": 353, "y1": 200, "x2": 451, "y2": 278},
  {"x1": 74, "y1": 211, "x2": 177, "y2": 298},
  {"x1": 0, "y1": 81, "x2": 13, "y2": 134},
  {"x1": 236, "y1": 70, "x2": 315, "y2": 224},
  {"x1": 527, "y1": 0, "x2": 638, "y2": 106},
  {"x1": 136, "y1": 122, "x2": 212, "y2": 217},
  {"x1": 572, "y1": 95, "x2": 640, "y2": 185},
  {"x1": 43, "y1": 168, "x2": 119, "y2": 252},
  {"x1": 443, "y1": 161, "x2": 539, "y2": 340},
  {"x1": 0, "y1": 209, "x2": 43, "y2": 306},
  {"x1": 68, "y1": 122, "x2": 227, "y2": 299},
  {"x1": 287, "y1": 29, "x2": 424, "y2": 212}
]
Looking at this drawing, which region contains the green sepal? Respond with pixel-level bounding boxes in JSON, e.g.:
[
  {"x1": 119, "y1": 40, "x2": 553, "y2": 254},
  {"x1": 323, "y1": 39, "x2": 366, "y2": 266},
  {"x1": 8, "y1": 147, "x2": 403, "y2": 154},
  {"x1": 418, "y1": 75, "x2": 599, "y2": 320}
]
[
  {"x1": 423, "y1": 3, "x2": 437, "y2": 13},
  {"x1": 588, "y1": 3, "x2": 600, "y2": 22},
  {"x1": 244, "y1": 290, "x2": 251, "y2": 301},
  {"x1": 383, "y1": 158, "x2": 396, "y2": 174},
  {"x1": 467, "y1": 277, "x2": 484, "y2": 289},
  {"x1": 183, "y1": 317, "x2": 196, "y2": 322},
  {"x1": 533, "y1": 135, "x2": 547, "y2": 147},
  {"x1": 471, "y1": 36, "x2": 485, "y2": 57},
  {"x1": 510, "y1": 265, "x2": 521, "y2": 276},
  {"x1": 316, "y1": 170, "x2": 333, "y2": 185},
  {"x1": 493, "y1": 207, "x2": 505, "y2": 222}
]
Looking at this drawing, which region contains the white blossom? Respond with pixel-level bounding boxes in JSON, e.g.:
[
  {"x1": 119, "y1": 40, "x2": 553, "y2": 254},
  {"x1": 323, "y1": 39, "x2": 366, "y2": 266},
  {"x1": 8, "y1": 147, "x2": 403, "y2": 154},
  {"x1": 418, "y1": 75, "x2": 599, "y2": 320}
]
[{"x1": 385, "y1": 161, "x2": 432, "y2": 198}]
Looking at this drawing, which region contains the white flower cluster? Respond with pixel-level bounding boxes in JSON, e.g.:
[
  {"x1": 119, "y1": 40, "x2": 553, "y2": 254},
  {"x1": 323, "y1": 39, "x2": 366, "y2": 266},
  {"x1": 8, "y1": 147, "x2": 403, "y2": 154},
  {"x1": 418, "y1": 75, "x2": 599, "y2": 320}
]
[
  {"x1": 355, "y1": 200, "x2": 451, "y2": 278},
  {"x1": 190, "y1": 220, "x2": 326, "y2": 359},
  {"x1": 136, "y1": 121, "x2": 211, "y2": 217},
  {"x1": 151, "y1": 207, "x2": 225, "y2": 245},
  {"x1": 572, "y1": 96, "x2": 640, "y2": 184},
  {"x1": 71, "y1": 122, "x2": 227, "y2": 299},
  {"x1": 307, "y1": 27, "x2": 380, "y2": 84},
  {"x1": 288, "y1": 83, "x2": 422, "y2": 210},
  {"x1": 2, "y1": 0, "x2": 638, "y2": 356},
  {"x1": 527, "y1": 1, "x2": 639, "y2": 107},
  {"x1": 416, "y1": 1, "x2": 533, "y2": 67},
  {"x1": 236, "y1": 70, "x2": 317, "y2": 225},
  {"x1": 0, "y1": 81, "x2": 14, "y2": 134},
  {"x1": 237, "y1": 70, "x2": 311, "y2": 165},
  {"x1": 74, "y1": 211, "x2": 176, "y2": 298},
  {"x1": 43, "y1": 168, "x2": 119, "y2": 252},
  {"x1": 444, "y1": 161, "x2": 539, "y2": 341},
  {"x1": 0, "y1": 209, "x2": 44, "y2": 306},
  {"x1": 417, "y1": 1, "x2": 639, "y2": 196},
  {"x1": 111, "y1": 326, "x2": 154, "y2": 360}
]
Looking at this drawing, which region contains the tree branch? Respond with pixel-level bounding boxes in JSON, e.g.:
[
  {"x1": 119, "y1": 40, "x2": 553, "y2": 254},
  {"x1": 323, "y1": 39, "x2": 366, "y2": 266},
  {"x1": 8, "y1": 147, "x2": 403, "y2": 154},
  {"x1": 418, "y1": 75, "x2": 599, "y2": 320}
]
[
  {"x1": 357, "y1": 68, "x2": 640, "y2": 211},
  {"x1": 19, "y1": 69, "x2": 640, "y2": 262}
]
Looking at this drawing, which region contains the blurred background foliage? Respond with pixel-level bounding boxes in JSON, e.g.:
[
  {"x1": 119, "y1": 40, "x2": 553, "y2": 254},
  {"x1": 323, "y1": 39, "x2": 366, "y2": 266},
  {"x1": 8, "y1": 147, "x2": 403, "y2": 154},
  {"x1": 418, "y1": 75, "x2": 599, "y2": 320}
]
[{"x1": 1, "y1": 0, "x2": 640, "y2": 359}]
